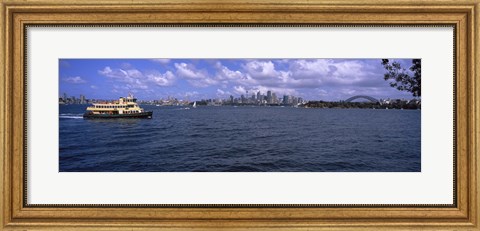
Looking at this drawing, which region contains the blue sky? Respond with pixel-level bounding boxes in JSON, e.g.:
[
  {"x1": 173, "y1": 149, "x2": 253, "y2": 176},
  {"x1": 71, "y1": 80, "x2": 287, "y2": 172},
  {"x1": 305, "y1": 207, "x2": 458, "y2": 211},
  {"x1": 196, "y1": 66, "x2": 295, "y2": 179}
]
[{"x1": 59, "y1": 58, "x2": 416, "y2": 101}]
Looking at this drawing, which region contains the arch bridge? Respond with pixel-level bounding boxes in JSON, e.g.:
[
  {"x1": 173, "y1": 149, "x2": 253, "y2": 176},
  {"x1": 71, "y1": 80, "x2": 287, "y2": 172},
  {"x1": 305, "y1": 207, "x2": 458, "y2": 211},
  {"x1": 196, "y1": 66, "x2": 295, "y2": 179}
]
[{"x1": 345, "y1": 95, "x2": 379, "y2": 103}]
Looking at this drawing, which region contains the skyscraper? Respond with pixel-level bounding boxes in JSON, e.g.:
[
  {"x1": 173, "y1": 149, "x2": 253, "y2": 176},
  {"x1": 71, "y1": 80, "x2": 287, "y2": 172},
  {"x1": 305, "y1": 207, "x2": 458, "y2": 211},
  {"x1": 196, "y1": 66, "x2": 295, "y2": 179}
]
[
  {"x1": 257, "y1": 91, "x2": 261, "y2": 103},
  {"x1": 283, "y1": 95, "x2": 289, "y2": 105},
  {"x1": 80, "y1": 95, "x2": 86, "y2": 104},
  {"x1": 267, "y1": 91, "x2": 272, "y2": 104}
]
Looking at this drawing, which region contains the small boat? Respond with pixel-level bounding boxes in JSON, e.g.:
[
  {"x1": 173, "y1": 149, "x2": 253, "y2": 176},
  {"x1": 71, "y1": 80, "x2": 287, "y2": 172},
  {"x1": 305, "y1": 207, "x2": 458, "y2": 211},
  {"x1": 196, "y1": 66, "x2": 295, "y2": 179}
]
[
  {"x1": 192, "y1": 101, "x2": 197, "y2": 108},
  {"x1": 83, "y1": 94, "x2": 152, "y2": 119}
]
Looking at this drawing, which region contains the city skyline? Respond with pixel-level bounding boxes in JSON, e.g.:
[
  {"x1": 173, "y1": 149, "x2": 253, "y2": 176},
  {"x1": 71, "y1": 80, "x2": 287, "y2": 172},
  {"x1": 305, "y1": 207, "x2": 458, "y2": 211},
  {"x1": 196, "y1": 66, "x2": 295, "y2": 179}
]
[
  {"x1": 59, "y1": 58, "x2": 418, "y2": 101},
  {"x1": 59, "y1": 88, "x2": 306, "y2": 106}
]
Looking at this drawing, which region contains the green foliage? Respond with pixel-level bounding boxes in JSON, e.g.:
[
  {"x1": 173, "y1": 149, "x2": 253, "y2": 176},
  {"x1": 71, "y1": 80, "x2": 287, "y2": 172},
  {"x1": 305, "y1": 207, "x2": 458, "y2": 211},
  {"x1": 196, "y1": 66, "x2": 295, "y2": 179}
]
[{"x1": 381, "y1": 59, "x2": 421, "y2": 97}]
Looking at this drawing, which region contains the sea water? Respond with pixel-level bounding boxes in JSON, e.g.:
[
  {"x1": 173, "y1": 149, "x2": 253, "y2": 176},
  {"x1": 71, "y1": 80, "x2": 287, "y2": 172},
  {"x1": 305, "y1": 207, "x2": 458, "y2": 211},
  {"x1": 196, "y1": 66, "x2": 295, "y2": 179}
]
[{"x1": 59, "y1": 105, "x2": 420, "y2": 172}]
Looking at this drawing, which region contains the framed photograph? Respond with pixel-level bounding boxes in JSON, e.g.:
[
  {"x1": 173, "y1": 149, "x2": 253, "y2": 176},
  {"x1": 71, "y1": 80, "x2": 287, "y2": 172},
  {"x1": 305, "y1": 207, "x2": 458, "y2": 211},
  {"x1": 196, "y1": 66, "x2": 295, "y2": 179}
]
[{"x1": 1, "y1": 0, "x2": 479, "y2": 230}]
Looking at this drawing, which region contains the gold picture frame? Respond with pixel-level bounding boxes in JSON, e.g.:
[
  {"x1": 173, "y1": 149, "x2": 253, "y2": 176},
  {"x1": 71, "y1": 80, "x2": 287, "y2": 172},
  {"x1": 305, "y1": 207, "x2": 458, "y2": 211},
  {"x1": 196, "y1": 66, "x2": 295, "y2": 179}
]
[{"x1": 1, "y1": 0, "x2": 479, "y2": 230}]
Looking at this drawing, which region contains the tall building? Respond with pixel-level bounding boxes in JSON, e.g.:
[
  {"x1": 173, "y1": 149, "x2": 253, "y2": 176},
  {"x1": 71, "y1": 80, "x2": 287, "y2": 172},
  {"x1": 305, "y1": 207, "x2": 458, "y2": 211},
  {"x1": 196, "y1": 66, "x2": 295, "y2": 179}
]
[
  {"x1": 257, "y1": 91, "x2": 261, "y2": 103},
  {"x1": 63, "y1": 93, "x2": 67, "y2": 101},
  {"x1": 283, "y1": 95, "x2": 289, "y2": 105},
  {"x1": 80, "y1": 95, "x2": 86, "y2": 104},
  {"x1": 267, "y1": 91, "x2": 272, "y2": 104},
  {"x1": 292, "y1": 96, "x2": 298, "y2": 105},
  {"x1": 272, "y1": 93, "x2": 277, "y2": 104}
]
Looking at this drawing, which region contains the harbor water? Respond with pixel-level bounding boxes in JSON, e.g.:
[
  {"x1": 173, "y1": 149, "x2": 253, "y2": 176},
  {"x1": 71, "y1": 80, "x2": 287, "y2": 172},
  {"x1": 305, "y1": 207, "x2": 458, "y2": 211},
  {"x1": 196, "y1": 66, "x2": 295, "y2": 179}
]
[{"x1": 59, "y1": 105, "x2": 421, "y2": 172}]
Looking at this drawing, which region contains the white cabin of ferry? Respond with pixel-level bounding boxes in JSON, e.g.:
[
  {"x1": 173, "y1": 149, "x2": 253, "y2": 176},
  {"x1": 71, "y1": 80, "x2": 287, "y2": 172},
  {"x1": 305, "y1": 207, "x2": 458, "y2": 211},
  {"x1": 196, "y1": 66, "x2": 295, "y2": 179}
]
[{"x1": 85, "y1": 94, "x2": 145, "y2": 115}]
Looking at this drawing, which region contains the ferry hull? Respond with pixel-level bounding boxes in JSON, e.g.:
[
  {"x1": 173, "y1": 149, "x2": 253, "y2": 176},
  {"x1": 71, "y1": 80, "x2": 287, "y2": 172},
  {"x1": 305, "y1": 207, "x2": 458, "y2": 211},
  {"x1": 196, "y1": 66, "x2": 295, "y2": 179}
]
[{"x1": 83, "y1": 111, "x2": 153, "y2": 119}]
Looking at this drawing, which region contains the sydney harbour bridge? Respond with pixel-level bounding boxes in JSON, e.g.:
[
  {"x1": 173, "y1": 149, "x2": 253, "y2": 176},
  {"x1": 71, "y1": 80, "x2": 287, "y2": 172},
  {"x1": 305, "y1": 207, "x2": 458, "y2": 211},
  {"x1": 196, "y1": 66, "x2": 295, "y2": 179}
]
[{"x1": 344, "y1": 95, "x2": 379, "y2": 103}]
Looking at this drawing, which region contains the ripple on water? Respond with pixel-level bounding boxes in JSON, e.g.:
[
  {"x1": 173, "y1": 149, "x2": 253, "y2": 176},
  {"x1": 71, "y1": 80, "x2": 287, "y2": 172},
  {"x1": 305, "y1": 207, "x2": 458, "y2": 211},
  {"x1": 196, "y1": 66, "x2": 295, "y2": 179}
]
[{"x1": 59, "y1": 105, "x2": 421, "y2": 172}]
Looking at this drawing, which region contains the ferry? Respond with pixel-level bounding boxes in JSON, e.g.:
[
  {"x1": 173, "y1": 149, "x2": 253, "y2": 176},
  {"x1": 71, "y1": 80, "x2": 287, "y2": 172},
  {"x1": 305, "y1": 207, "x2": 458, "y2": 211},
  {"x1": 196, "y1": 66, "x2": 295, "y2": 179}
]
[{"x1": 83, "y1": 94, "x2": 153, "y2": 119}]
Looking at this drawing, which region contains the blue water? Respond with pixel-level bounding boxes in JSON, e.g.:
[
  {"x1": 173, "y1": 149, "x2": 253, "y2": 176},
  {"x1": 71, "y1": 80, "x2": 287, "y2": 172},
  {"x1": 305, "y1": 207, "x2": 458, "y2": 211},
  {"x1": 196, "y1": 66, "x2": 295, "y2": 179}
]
[{"x1": 59, "y1": 105, "x2": 421, "y2": 172}]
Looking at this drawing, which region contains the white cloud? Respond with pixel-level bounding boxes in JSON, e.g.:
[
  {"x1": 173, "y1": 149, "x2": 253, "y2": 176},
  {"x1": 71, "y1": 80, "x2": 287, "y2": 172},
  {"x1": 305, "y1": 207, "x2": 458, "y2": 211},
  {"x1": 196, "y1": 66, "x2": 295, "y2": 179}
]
[
  {"x1": 146, "y1": 71, "x2": 175, "y2": 86},
  {"x1": 174, "y1": 63, "x2": 206, "y2": 79},
  {"x1": 98, "y1": 65, "x2": 176, "y2": 91},
  {"x1": 90, "y1": 59, "x2": 409, "y2": 101},
  {"x1": 126, "y1": 69, "x2": 143, "y2": 78},
  {"x1": 287, "y1": 59, "x2": 381, "y2": 87},
  {"x1": 289, "y1": 59, "x2": 332, "y2": 79},
  {"x1": 150, "y1": 59, "x2": 171, "y2": 64},
  {"x1": 215, "y1": 62, "x2": 246, "y2": 80},
  {"x1": 63, "y1": 76, "x2": 86, "y2": 84},
  {"x1": 232, "y1": 86, "x2": 248, "y2": 95},
  {"x1": 184, "y1": 91, "x2": 199, "y2": 98},
  {"x1": 242, "y1": 60, "x2": 278, "y2": 78},
  {"x1": 216, "y1": 89, "x2": 232, "y2": 97},
  {"x1": 98, "y1": 66, "x2": 123, "y2": 78},
  {"x1": 190, "y1": 78, "x2": 218, "y2": 88},
  {"x1": 174, "y1": 62, "x2": 218, "y2": 87}
]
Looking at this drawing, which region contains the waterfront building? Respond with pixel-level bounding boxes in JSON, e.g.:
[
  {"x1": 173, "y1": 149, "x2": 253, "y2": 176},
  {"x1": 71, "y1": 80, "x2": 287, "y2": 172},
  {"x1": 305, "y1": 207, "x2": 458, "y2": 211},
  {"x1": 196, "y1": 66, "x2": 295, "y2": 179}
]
[
  {"x1": 80, "y1": 95, "x2": 86, "y2": 104},
  {"x1": 267, "y1": 91, "x2": 272, "y2": 104},
  {"x1": 283, "y1": 95, "x2": 289, "y2": 105}
]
